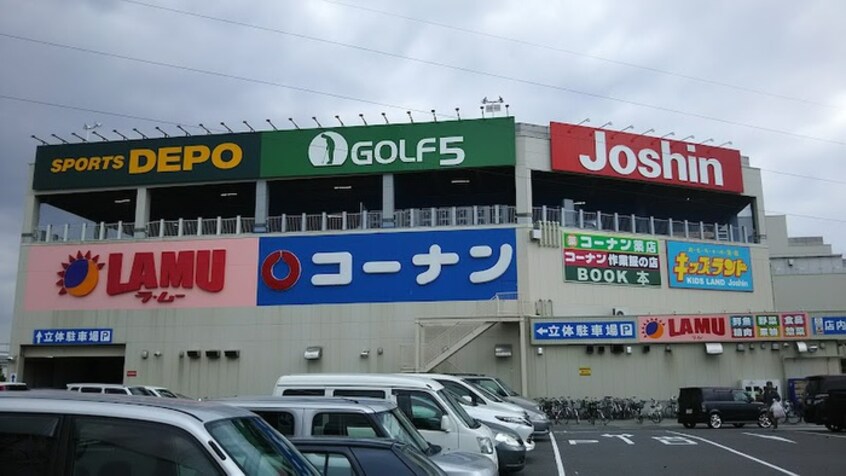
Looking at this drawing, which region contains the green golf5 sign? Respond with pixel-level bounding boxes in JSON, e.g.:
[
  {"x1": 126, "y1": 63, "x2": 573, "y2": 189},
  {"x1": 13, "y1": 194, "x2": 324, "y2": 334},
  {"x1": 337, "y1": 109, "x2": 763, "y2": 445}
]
[{"x1": 260, "y1": 117, "x2": 515, "y2": 177}]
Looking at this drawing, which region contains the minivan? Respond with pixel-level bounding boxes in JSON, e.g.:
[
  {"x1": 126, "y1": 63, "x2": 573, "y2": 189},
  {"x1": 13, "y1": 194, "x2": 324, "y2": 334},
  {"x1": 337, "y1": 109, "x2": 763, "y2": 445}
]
[
  {"x1": 403, "y1": 373, "x2": 535, "y2": 450},
  {"x1": 803, "y1": 374, "x2": 846, "y2": 430},
  {"x1": 677, "y1": 386, "x2": 770, "y2": 429},
  {"x1": 66, "y1": 383, "x2": 153, "y2": 395},
  {"x1": 0, "y1": 390, "x2": 320, "y2": 475},
  {"x1": 455, "y1": 374, "x2": 549, "y2": 435},
  {"x1": 217, "y1": 396, "x2": 499, "y2": 476},
  {"x1": 274, "y1": 374, "x2": 498, "y2": 467}
]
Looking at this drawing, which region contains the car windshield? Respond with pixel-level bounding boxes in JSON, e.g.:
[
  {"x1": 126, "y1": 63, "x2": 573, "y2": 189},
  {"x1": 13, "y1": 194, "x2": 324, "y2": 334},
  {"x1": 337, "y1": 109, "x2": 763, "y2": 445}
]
[
  {"x1": 472, "y1": 383, "x2": 506, "y2": 403},
  {"x1": 493, "y1": 378, "x2": 520, "y2": 397},
  {"x1": 437, "y1": 389, "x2": 480, "y2": 429},
  {"x1": 206, "y1": 417, "x2": 319, "y2": 476},
  {"x1": 154, "y1": 388, "x2": 179, "y2": 398},
  {"x1": 376, "y1": 409, "x2": 432, "y2": 453}
]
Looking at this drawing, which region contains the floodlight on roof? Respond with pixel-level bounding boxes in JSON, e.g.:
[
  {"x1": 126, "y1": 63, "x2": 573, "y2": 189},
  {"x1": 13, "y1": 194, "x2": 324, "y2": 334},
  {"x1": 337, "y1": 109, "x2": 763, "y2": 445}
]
[
  {"x1": 220, "y1": 122, "x2": 234, "y2": 133},
  {"x1": 266, "y1": 119, "x2": 278, "y2": 131},
  {"x1": 154, "y1": 126, "x2": 169, "y2": 138},
  {"x1": 243, "y1": 121, "x2": 255, "y2": 132},
  {"x1": 30, "y1": 135, "x2": 49, "y2": 145},
  {"x1": 113, "y1": 129, "x2": 129, "y2": 140},
  {"x1": 132, "y1": 128, "x2": 148, "y2": 139},
  {"x1": 199, "y1": 123, "x2": 212, "y2": 134},
  {"x1": 51, "y1": 134, "x2": 69, "y2": 144},
  {"x1": 70, "y1": 132, "x2": 87, "y2": 142},
  {"x1": 289, "y1": 118, "x2": 300, "y2": 129}
]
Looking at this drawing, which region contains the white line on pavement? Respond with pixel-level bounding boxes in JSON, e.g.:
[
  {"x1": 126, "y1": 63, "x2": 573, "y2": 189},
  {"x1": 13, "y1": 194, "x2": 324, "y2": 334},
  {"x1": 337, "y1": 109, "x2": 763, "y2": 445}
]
[
  {"x1": 549, "y1": 429, "x2": 567, "y2": 476},
  {"x1": 742, "y1": 432, "x2": 795, "y2": 444},
  {"x1": 797, "y1": 430, "x2": 846, "y2": 440},
  {"x1": 668, "y1": 431, "x2": 799, "y2": 476}
]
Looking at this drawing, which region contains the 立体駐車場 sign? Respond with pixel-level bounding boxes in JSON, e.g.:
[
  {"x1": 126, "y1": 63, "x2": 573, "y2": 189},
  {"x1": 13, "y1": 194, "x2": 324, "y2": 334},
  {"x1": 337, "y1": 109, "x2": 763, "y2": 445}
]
[
  {"x1": 666, "y1": 241, "x2": 753, "y2": 292},
  {"x1": 549, "y1": 122, "x2": 743, "y2": 193},
  {"x1": 33, "y1": 133, "x2": 261, "y2": 191},
  {"x1": 260, "y1": 117, "x2": 515, "y2": 178},
  {"x1": 562, "y1": 232, "x2": 661, "y2": 287},
  {"x1": 532, "y1": 319, "x2": 637, "y2": 344},
  {"x1": 32, "y1": 328, "x2": 113, "y2": 345}
]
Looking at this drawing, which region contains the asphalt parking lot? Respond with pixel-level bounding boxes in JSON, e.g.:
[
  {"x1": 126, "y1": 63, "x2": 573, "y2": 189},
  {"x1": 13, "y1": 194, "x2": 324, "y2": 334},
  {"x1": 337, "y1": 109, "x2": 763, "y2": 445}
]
[{"x1": 523, "y1": 421, "x2": 846, "y2": 475}]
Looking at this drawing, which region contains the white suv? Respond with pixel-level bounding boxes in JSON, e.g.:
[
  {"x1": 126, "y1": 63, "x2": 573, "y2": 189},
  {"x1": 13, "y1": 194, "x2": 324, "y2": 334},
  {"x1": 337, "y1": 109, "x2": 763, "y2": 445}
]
[{"x1": 66, "y1": 383, "x2": 152, "y2": 395}]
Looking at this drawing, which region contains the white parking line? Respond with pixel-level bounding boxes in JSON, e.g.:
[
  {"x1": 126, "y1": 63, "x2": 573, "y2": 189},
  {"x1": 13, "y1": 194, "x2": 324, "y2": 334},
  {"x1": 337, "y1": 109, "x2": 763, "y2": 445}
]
[
  {"x1": 549, "y1": 430, "x2": 567, "y2": 476},
  {"x1": 797, "y1": 430, "x2": 846, "y2": 440},
  {"x1": 668, "y1": 431, "x2": 799, "y2": 476}
]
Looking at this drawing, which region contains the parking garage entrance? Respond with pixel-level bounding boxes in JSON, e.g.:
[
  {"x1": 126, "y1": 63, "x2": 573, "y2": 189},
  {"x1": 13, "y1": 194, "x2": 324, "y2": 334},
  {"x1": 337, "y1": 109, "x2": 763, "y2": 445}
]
[{"x1": 21, "y1": 345, "x2": 125, "y2": 389}]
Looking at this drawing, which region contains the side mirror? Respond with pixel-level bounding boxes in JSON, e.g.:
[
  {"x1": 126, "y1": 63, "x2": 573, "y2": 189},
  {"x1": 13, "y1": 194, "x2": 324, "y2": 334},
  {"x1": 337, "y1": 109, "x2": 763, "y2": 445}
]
[
  {"x1": 440, "y1": 415, "x2": 453, "y2": 433},
  {"x1": 460, "y1": 395, "x2": 474, "y2": 405}
]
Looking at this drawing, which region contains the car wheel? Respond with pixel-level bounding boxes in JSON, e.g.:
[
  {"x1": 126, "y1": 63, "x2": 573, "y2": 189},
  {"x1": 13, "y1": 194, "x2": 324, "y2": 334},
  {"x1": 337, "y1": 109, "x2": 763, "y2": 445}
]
[
  {"x1": 758, "y1": 413, "x2": 772, "y2": 428},
  {"x1": 733, "y1": 423, "x2": 745, "y2": 428},
  {"x1": 682, "y1": 422, "x2": 695, "y2": 429},
  {"x1": 708, "y1": 413, "x2": 722, "y2": 429},
  {"x1": 825, "y1": 423, "x2": 843, "y2": 432}
]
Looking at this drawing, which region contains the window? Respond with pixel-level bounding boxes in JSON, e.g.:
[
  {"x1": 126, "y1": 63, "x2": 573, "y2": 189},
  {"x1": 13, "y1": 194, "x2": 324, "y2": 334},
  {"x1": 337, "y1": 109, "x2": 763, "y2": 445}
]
[
  {"x1": 70, "y1": 416, "x2": 223, "y2": 476},
  {"x1": 312, "y1": 413, "x2": 378, "y2": 438},
  {"x1": 255, "y1": 411, "x2": 296, "y2": 436},
  {"x1": 437, "y1": 380, "x2": 478, "y2": 405},
  {"x1": 333, "y1": 389, "x2": 386, "y2": 399},
  {"x1": 438, "y1": 390, "x2": 480, "y2": 429},
  {"x1": 282, "y1": 389, "x2": 326, "y2": 396},
  {"x1": 80, "y1": 387, "x2": 101, "y2": 393},
  {"x1": 352, "y1": 447, "x2": 410, "y2": 476},
  {"x1": 394, "y1": 390, "x2": 446, "y2": 431},
  {"x1": 375, "y1": 409, "x2": 431, "y2": 452},
  {"x1": 0, "y1": 413, "x2": 60, "y2": 476},
  {"x1": 302, "y1": 451, "x2": 356, "y2": 476},
  {"x1": 467, "y1": 378, "x2": 508, "y2": 398},
  {"x1": 128, "y1": 387, "x2": 155, "y2": 396},
  {"x1": 208, "y1": 417, "x2": 318, "y2": 476},
  {"x1": 104, "y1": 388, "x2": 129, "y2": 394}
]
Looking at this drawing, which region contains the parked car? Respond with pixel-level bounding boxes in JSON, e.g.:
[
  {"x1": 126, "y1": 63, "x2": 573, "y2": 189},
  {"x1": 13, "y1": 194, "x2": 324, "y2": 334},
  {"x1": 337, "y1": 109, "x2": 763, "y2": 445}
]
[
  {"x1": 0, "y1": 382, "x2": 28, "y2": 391},
  {"x1": 216, "y1": 396, "x2": 498, "y2": 476},
  {"x1": 454, "y1": 374, "x2": 550, "y2": 436},
  {"x1": 139, "y1": 385, "x2": 185, "y2": 398},
  {"x1": 803, "y1": 374, "x2": 846, "y2": 431},
  {"x1": 273, "y1": 374, "x2": 498, "y2": 468},
  {"x1": 403, "y1": 373, "x2": 535, "y2": 450},
  {"x1": 0, "y1": 390, "x2": 320, "y2": 475},
  {"x1": 291, "y1": 437, "x2": 446, "y2": 476},
  {"x1": 818, "y1": 389, "x2": 846, "y2": 432},
  {"x1": 66, "y1": 382, "x2": 153, "y2": 395},
  {"x1": 677, "y1": 387, "x2": 770, "y2": 429}
]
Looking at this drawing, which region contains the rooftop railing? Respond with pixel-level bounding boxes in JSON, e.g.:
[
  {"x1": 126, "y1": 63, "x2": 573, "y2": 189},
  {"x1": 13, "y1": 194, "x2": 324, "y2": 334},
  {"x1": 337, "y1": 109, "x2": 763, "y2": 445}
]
[{"x1": 32, "y1": 205, "x2": 753, "y2": 244}]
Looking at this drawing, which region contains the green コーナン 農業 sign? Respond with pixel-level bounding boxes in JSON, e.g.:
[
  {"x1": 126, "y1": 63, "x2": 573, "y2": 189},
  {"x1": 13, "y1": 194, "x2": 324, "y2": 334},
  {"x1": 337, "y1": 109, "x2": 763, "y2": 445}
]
[
  {"x1": 259, "y1": 116, "x2": 515, "y2": 178},
  {"x1": 32, "y1": 133, "x2": 261, "y2": 191}
]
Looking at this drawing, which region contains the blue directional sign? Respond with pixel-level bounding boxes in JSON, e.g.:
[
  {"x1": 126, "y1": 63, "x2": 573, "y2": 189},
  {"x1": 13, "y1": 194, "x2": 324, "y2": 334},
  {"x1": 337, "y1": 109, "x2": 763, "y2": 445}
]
[
  {"x1": 812, "y1": 317, "x2": 846, "y2": 336},
  {"x1": 533, "y1": 320, "x2": 637, "y2": 343},
  {"x1": 257, "y1": 228, "x2": 517, "y2": 305},
  {"x1": 33, "y1": 328, "x2": 113, "y2": 345}
]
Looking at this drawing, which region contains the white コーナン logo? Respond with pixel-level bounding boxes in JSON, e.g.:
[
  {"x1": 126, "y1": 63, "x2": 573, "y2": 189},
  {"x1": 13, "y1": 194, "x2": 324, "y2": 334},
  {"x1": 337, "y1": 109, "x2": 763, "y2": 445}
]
[{"x1": 308, "y1": 131, "x2": 349, "y2": 167}]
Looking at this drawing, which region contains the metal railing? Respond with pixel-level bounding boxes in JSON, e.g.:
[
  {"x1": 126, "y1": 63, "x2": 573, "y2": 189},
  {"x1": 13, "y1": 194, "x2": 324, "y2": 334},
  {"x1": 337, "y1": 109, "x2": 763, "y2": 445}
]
[{"x1": 31, "y1": 204, "x2": 754, "y2": 244}]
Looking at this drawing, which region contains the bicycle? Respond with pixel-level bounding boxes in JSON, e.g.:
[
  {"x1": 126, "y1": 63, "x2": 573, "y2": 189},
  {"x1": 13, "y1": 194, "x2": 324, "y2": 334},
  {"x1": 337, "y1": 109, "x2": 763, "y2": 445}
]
[
  {"x1": 585, "y1": 399, "x2": 609, "y2": 425},
  {"x1": 782, "y1": 400, "x2": 802, "y2": 424},
  {"x1": 636, "y1": 399, "x2": 663, "y2": 424}
]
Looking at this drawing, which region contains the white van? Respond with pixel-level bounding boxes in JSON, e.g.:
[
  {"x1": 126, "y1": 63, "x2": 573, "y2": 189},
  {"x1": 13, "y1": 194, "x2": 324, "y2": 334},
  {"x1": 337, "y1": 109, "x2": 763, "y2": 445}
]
[
  {"x1": 403, "y1": 374, "x2": 535, "y2": 450},
  {"x1": 273, "y1": 374, "x2": 498, "y2": 467}
]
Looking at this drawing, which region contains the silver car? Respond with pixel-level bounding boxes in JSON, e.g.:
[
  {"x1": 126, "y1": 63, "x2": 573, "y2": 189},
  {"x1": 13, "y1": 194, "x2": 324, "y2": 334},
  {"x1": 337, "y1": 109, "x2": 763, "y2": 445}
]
[
  {"x1": 0, "y1": 390, "x2": 320, "y2": 475},
  {"x1": 216, "y1": 396, "x2": 498, "y2": 476}
]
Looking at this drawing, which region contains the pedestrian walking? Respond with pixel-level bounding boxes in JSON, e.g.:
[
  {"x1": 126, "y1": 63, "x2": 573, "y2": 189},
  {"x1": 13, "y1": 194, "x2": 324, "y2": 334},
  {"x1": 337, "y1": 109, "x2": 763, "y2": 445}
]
[{"x1": 763, "y1": 381, "x2": 782, "y2": 429}]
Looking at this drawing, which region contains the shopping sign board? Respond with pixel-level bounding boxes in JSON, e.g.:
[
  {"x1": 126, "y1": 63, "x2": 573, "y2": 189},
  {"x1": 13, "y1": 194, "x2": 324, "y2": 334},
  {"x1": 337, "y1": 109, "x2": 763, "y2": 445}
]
[
  {"x1": 260, "y1": 117, "x2": 515, "y2": 178},
  {"x1": 562, "y1": 232, "x2": 661, "y2": 286},
  {"x1": 33, "y1": 328, "x2": 113, "y2": 345},
  {"x1": 23, "y1": 239, "x2": 258, "y2": 311},
  {"x1": 550, "y1": 122, "x2": 744, "y2": 193},
  {"x1": 666, "y1": 241, "x2": 753, "y2": 292},
  {"x1": 638, "y1": 313, "x2": 808, "y2": 343},
  {"x1": 32, "y1": 133, "x2": 261, "y2": 191},
  {"x1": 812, "y1": 316, "x2": 846, "y2": 338},
  {"x1": 257, "y1": 228, "x2": 517, "y2": 305},
  {"x1": 532, "y1": 319, "x2": 637, "y2": 344}
]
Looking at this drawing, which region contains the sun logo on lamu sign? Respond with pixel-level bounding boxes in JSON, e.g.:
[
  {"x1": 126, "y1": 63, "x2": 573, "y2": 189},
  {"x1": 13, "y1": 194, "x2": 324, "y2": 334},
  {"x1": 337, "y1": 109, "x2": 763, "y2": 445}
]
[
  {"x1": 56, "y1": 251, "x2": 104, "y2": 297},
  {"x1": 641, "y1": 317, "x2": 665, "y2": 339}
]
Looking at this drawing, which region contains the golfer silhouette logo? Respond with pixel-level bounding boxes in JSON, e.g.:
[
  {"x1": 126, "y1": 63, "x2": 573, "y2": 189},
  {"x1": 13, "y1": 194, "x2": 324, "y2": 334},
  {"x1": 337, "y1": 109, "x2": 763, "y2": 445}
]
[{"x1": 308, "y1": 131, "x2": 348, "y2": 167}]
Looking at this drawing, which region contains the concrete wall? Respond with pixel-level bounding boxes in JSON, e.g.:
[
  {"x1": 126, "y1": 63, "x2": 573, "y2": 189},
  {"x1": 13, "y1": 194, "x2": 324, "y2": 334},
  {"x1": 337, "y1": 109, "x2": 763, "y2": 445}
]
[{"x1": 773, "y1": 274, "x2": 846, "y2": 313}]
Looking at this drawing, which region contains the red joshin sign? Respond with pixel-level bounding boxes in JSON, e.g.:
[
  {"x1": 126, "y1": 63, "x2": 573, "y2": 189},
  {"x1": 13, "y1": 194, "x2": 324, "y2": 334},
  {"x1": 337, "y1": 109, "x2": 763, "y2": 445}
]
[{"x1": 550, "y1": 122, "x2": 744, "y2": 193}]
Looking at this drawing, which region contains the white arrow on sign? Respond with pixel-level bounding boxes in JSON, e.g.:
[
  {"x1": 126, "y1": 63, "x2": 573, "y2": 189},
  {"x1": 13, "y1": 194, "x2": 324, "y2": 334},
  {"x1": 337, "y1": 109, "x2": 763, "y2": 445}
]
[
  {"x1": 35, "y1": 331, "x2": 43, "y2": 344},
  {"x1": 568, "y1": 439, "x2": 599, "y2": 445},
  {"x1": 537, "y1": 327, "x2": 548, "y2": 335},
  {"x1": 602, "y1": 433, "x2": 635, "y2": 445},
  {"x1": 742, "y1": 432, "x2": 795, "y2": 444}
]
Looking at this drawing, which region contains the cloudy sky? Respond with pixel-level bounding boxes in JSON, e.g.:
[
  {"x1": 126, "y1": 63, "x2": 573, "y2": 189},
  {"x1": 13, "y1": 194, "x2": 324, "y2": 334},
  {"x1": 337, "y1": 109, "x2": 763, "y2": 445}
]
[{"x1": 1, "y1": 0, "x2": 844, "y2": 341}]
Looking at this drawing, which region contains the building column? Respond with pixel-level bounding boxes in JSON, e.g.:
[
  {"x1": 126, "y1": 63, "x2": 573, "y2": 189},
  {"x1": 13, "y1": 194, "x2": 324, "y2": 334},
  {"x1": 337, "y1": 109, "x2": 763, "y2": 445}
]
[
  {"x1": 382, "y1": 174, "x2": 395, "y2": 228},
  {"x1": 515, "y1": 142, "x2": 533, "y2": 226},
  {"x1": 254, "y1": 180, "x2": 269, "y2": 233},
  {"x1": 133, "y1": 187, "x2": 150, "y2": 238},
  {"x1": 20, "y1": 164, "x2": 40, "y2": 242}
]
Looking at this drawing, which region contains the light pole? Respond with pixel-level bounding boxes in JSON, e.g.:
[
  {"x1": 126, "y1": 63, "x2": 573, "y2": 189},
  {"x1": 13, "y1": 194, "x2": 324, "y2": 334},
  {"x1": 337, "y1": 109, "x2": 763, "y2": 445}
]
[{"x1": 83, "y1": 122, "x2": 102, "y2": 141}]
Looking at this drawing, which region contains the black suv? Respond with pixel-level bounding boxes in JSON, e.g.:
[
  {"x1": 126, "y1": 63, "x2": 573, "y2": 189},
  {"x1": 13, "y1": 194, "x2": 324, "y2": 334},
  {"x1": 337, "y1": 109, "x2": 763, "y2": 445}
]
[
  {"x1": 677, "y1": 387, "x2": 770, "y2": 429},
  {"x1": 803, "y1": 375, "x2": 846, "y2": 431}
]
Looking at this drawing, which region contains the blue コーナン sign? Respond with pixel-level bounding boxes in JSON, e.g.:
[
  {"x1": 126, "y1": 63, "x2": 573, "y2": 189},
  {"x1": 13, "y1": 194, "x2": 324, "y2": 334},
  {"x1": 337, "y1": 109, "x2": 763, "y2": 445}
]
[
  {"x1": 257, "y1": 228, "x2": 517, "y2": 305},
  {"x1": 33, "y1": 328, "x2": 113, "y2": 345},
  {"x1": 812, "y1": 316, "x2": 846, "y2": 336},
  {"x1": 666, "y1": 241, "x2": 753, "y2": 291},
  {"x1": 533, "y1": 320, "x2": 637, "y2": 342}
]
